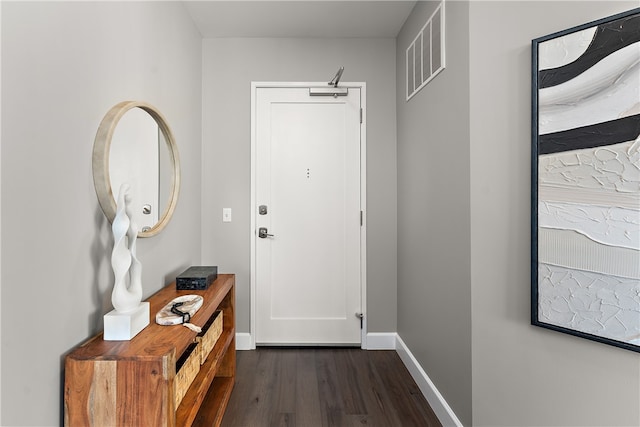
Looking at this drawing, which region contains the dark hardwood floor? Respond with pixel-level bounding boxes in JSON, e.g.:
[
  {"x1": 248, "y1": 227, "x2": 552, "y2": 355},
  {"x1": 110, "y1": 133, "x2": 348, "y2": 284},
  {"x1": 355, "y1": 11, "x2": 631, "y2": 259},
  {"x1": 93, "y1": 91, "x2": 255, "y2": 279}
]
[{"x1": 220, "y1": 348, "x2": 442, "y2": 427}]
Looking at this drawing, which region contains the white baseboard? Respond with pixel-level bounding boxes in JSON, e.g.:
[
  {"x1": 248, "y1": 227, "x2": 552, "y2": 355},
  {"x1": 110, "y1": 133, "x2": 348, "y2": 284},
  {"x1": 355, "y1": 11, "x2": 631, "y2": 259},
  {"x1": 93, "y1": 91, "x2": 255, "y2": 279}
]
[
  {"x1": 235, "y1": 332, "x2": 253, "y2": 350},
  {"x1": 396, "y1": 335, "x2": 463, "y2": 427},
  {"x1": 365, "y1": 332, "x2": 397, "y2": 350},
  {"x1": 236, "y1": 332, "x2": 396, "y2": 350}
]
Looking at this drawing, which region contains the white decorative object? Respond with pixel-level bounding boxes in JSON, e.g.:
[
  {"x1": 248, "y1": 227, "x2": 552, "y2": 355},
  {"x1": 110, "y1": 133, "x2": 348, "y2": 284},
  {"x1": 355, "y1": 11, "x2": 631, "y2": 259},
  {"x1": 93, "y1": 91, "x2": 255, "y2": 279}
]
[
  {"x1": 103, "y1": 304, "x2": 150, "y2": 341},
  {"x1": 156, "y1": 295, "x2": 204, "y2": 332},
  {"x1": 104, "y1": 184, "x2": 150, "y2": 340}
]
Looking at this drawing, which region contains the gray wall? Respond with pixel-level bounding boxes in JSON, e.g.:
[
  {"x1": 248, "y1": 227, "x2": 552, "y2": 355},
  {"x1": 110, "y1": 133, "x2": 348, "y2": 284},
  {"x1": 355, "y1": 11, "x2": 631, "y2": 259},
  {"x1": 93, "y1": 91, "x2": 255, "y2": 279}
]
[
  {"x1": 469, "y1": 2, "x2": 640, "y2": 426},
  {"x1": 0, "y1": 2, "x2": 202, "y2": 425},
  {"x1": 398, "y1": 1, "x2": 640, "y2": 425},
  {"x1": 396, "y1": 1, "x2": 472, "y2": 424},
  {"x1": 201, "y1": 38, "x2": 398, "y2": 335}
]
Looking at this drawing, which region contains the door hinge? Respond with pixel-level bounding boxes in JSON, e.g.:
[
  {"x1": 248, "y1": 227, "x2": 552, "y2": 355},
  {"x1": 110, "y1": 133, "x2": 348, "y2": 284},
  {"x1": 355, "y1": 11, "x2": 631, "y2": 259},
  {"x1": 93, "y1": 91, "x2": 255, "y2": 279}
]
[
  {"x1": 360, "y1": 108, "x2": 363, "y2": 124},
  {"x1": 360, "y1": 211, "x2": 363, "y2": 226}
]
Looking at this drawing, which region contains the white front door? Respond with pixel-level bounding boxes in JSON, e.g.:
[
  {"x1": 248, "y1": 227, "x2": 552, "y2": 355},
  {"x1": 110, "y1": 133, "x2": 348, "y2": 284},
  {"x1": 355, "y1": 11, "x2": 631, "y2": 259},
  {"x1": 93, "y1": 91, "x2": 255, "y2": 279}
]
[{"x1": 253, "y1": 84, "x2": 363, "y2": 345}]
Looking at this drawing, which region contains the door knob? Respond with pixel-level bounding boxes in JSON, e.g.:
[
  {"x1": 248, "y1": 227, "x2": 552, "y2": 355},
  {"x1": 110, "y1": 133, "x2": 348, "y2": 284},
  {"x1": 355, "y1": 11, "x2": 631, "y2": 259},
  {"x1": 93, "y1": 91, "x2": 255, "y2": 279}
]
[{"x1": 258, "y1": 227, "x2": 274, "y2": 238}]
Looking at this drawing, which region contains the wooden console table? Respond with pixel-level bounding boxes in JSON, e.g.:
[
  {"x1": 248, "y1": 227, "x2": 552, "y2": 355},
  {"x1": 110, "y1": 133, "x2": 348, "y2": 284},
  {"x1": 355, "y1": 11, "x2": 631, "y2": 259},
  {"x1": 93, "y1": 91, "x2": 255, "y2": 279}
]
[{"x1": 64, "y1": 274, "x2": 236, "y2": 426}]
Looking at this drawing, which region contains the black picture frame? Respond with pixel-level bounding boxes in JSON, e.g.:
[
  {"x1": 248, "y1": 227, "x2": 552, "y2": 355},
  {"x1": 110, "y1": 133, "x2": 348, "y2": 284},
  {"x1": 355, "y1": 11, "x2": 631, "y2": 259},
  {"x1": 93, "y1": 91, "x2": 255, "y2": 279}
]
[{"x1": 531, "y1": 8, "x2": 640, "y2": 353}]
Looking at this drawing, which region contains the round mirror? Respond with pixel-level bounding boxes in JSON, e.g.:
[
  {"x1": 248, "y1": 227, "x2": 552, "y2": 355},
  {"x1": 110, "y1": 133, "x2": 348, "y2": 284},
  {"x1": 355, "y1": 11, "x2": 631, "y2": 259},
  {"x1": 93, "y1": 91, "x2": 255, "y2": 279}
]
[{"x1": 93, "y1": 101, "x2": 180, "y2": 237}]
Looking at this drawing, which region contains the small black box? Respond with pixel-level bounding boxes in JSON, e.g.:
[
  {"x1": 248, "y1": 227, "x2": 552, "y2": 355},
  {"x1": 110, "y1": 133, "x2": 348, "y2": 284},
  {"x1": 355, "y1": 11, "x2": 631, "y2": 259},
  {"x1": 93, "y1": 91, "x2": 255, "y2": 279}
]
[{"x1": 176, "y1": 266, "x2": 218, "y2": 290}]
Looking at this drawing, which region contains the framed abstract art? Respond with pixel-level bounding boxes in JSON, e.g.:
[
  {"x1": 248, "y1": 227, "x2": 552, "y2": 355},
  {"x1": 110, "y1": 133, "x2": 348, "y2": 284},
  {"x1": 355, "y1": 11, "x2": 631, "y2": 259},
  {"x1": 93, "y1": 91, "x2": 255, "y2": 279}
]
[{"x1": 531, "y1": 8, "x2": 640, "y2": 352}]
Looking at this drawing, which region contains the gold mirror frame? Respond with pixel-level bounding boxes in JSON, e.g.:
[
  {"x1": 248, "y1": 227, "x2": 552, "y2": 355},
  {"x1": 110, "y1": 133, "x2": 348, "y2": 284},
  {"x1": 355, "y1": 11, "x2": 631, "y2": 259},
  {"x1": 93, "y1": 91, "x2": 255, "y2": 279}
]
[{"x1": 92, "y1": 101, "x2": 181, "y2": 238}]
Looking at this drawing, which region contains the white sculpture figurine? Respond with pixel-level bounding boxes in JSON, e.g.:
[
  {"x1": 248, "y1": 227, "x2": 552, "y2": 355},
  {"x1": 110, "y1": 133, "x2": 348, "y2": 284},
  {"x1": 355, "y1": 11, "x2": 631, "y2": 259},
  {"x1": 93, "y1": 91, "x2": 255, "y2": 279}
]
[
  {"x1": 111, "y1": 183, "x2": 142, "y2": 312},
  {"x1": 103, "y1": 183, "x2": 150, "y2": 340}
]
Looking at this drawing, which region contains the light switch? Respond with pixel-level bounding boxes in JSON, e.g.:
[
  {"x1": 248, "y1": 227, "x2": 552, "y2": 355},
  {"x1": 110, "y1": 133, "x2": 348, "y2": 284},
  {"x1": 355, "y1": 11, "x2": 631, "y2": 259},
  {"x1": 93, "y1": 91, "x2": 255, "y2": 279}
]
[{"x1": 223, "y1": 208, "x2": 232, "y2": 222}]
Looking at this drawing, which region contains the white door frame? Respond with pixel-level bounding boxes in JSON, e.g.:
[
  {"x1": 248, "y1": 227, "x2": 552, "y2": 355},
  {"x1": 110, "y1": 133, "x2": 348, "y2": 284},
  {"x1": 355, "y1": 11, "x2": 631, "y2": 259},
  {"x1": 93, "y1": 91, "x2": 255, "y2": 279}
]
[
  {"x1": 0, "y1": 1, "x2": 3, "y2": 416},
  {"x1": 249, "y1": 81, "x2": 367, "y2": 350}
]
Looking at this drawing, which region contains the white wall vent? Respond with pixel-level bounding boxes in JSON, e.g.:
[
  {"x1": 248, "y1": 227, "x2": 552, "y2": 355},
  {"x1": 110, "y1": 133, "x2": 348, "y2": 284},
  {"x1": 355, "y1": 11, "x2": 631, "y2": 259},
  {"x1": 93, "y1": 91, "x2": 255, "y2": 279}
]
[{"x1": 406, "y1": 1, "x2": 446, "y2": 101}]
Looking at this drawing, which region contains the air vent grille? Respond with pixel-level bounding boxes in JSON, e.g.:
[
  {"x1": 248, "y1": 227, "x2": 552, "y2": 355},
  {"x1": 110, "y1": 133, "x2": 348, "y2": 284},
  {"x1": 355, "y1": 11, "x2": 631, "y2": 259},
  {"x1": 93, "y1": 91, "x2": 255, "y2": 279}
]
[{"x1": 406, "y1": 1, "x2": 446, "y2": 101}]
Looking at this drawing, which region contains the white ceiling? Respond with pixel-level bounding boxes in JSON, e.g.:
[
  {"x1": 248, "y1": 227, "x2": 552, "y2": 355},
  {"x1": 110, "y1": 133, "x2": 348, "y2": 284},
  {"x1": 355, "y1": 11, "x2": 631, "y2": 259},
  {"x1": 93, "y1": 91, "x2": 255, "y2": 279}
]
[{"x1": 183, "y1": 1, "x2": 417, "y2": 38}]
